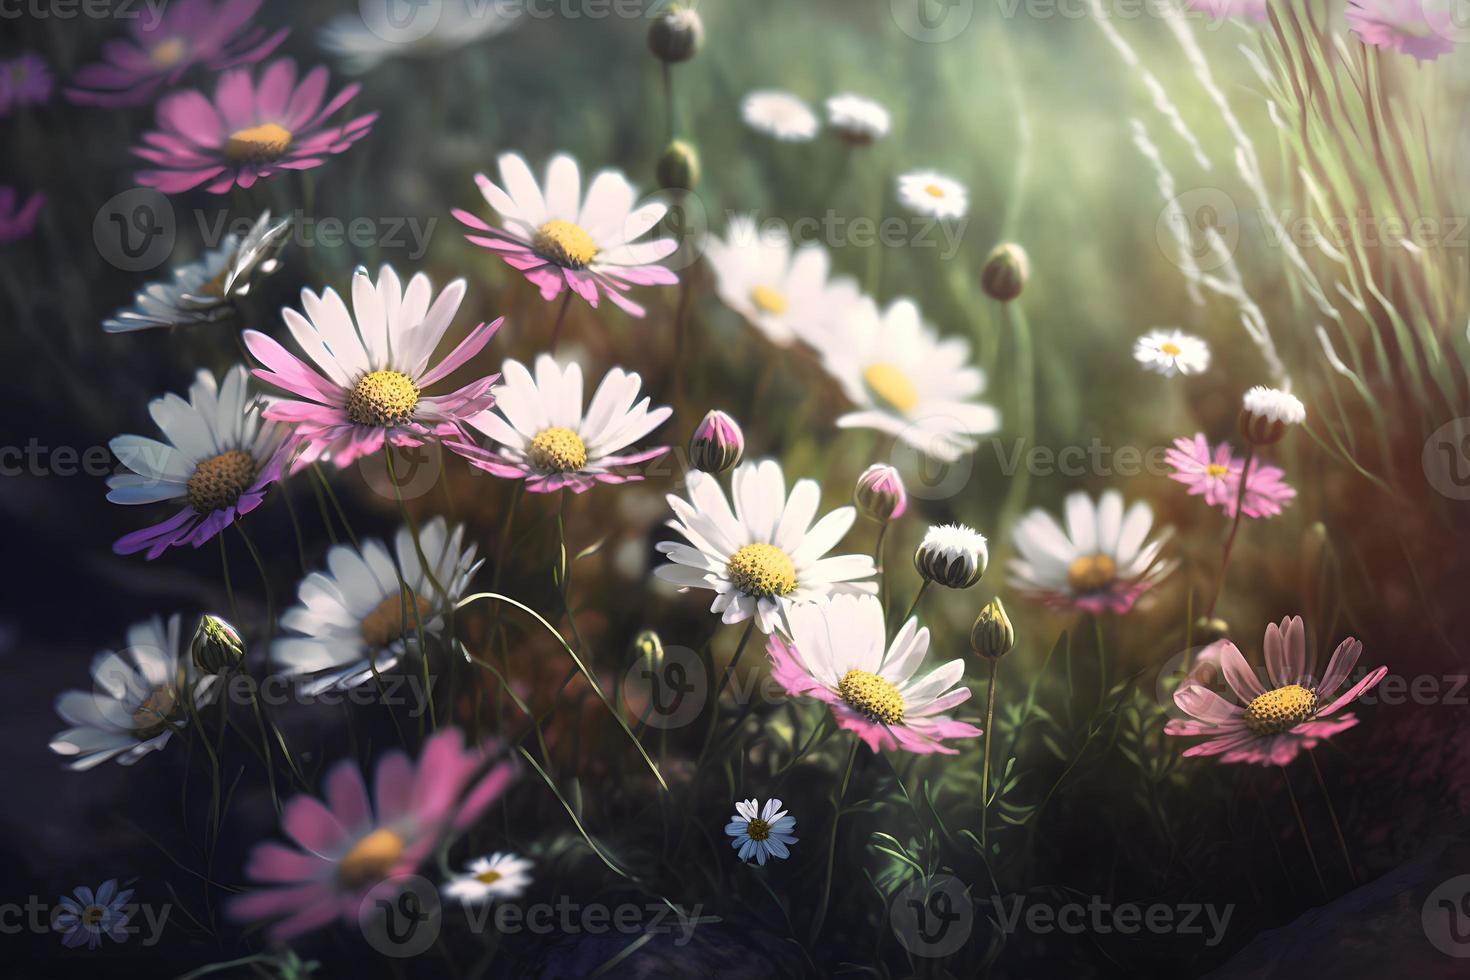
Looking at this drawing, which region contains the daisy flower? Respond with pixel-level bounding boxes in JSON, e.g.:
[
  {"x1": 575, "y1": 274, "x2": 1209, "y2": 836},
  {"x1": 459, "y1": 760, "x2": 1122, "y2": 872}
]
[
  {"x1": 1186, "y1": 0, "x2": 1267, "y2": 19},
  {"x1": 1009, "y1": 490, "x2": 1176, "y2": 614},
  {"x1": 1165, "y1": 616, "x2": 1388, "y2": 765},
  {"x1": 107, "y1": 365, "x2": 292, "y2": 559},
  {"x1": 742, "y1": 90, "x2": 819, "y2": 141},
  {"x1": 654, "y1": 460, "x2": 877, "y2": 635},
  {"x1": 271, "y1": 518, "x2": 481, "y2": 694},
  {"x1": 768, "y1": 594, "x2": 982, "y2": 754},
  {"x1": 1346, "y1": 0, "x2": 1456, "y2": 62},
  {"x1": 0, "y1": 52, "x2": 53, "y2": 114},
  {"x1": 54, "y1": 880, "x2": 133, "y2": 949},
  {"x1": 451, "y1": 355, "x2": 671, "y2": 494},
  {"x1": 443, "y1": 852, "x2": 533, "y2": 905},
  {"x1": 66, "y1": 0, "x2": 288, "y2": 107},
  {"x1": 914, "y1": 523, "x2": 988, "y2": 590},
  {"x1": 1166, "y1": 434, "x2": 1296, "y2": 518},
  {"x1": 897, "y1": 171, "x2": 967, "y2": 219},
  {"x1": 1134, "y1": 329, "x2": 1210, "y2": 377},
  {"x1": 320, "y1": 0, "x2": 521, "y2": 73},
  {"x1": 704, "y1": 214, "x2": 860, "y2": 347},
  {"x1": 103, "y1": 211, "x2": 290, "y2": 333},
  {"x1": 0, "y1": 187, "x2": 43, "y2": 244},
  {"x1": 228, "y1": 728, "x2": 516, "y2": 941},
  {"x1": 1240, "y1": 385, "x2": 1306, "y2": 446},
  {"x1": 454, "y1": 152, "x2": 678, "y2": 317},
  {"x1": 813, "y1": 296, "x2": 999, "y2": 463},
  {"x1": 245, "y1": 264, "x2": 501, "y2": 468},
  {"x1": 725, "y1": 798, "x2": 798, "y2": 865},
  {"x1": 134, "y1": 57, "x2": 376, "y2": 194},
  {"x1": 826, "y1": 93, "x2": 890, "y2": 144},
  {"x1": 49, "y1": 614, "x2": 218, "y2": 771}
]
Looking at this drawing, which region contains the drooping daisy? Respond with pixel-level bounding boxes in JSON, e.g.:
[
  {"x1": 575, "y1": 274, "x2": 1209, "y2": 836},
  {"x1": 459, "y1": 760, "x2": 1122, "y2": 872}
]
[
  {"x1": 49, "y1": 614, "x2": 218, "y2": 771},
  {"x1": 0, "y1": 186, "x2": 43, "y2": 244},
  {"x1": 768, "y1": 594, "x2": 982, "y2": 754},
  {"x1": 813, "y1": 296, "x2": 999, "y2": 463},
  {"x1": 1165, "y1": 616, "x2": 1388, "y2": 765},
  {"x1": 450, "y1": 355, "x2": 671, "y2": 494},
  {"x1": 54, "y1": 881, "x2": 133, "y2": 949},
  {"x1": 1346, "y1": 0, "x2": 1456, "y2": 62},
  {"x1": 703, "y1": 214, "x2": 860, "y2": 347},
  {"x1": 107, "y1": 365, "x2": 291, "y2": 559},
  {"x1": 1186, "y1": 0, "x2": 1268, "y2": 20},
  {"x1": 0, "y1": 52, "x2": 53, "y2": 114},
  {"x1": 742, "y1": 90, "x2": 819, "y2": 141},
  {"x1": 1009, "y1": 491, "x2": 1176, "y2": 614},
  {"x1": 1166, "y1": 434, "x2": 1296, "y2": 518},
  {"x1": 1240, "y1": 385, "x2": 1306, "y2": 446},
  {"x1": 228, "y1": 728, "x2": 516, "y2": 941},
  {"x1": 725, "y1": 798, "x2": 798, "y2": 865},
  {"x1": 134, "y1": 57, "x2": 376, "y2": 194},
  {"x1": 245, "y1": 264, "x2": 501, "y2": 468},
  {"x1": 103, "y1": 211, "x2": 290, "y2": 333},
  {"x1": 66, "y1": 0, "x2": 288, "y2": 107},
  {"x1": 654, "y1": 460, "x2": 877, "y2": 635},
  {"x1": 443, "y1": 853, "x2": 533, "y2": 905},
  {"x1": 897, "y1": 171, "x2": 968, "y2": 219},
  {"x1": 826, "y1": 93, "x2": 890, "y2": 144},
  {"x1": 271, "y1": 518, "x2": 481, "y2": 694},
  {"x1": 320, "y1": 0, "x2": 521, "y2": 73},
  {"x1": 454, "y1": 152, "x2": 678, "y2": 317},
  {"x1": 1134, "y1": 329, "x2": 1210, "y2": 377}
]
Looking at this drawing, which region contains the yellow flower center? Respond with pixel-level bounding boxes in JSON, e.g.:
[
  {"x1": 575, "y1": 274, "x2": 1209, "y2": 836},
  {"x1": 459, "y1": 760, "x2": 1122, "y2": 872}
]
[
  {"x1": 82, "y1": 905, "x2": 108, "y2": 926},
  {"x1": 1160, "y1": 342, "x2": 1182, "y2": 355},
  {"x1": 725, "y1": 543, "x2": 797, "y2": 598},
  {"x1": 1067, "y1": 553, "x2": 1117, "y2": 593},
  {"x1": 528, "y1": 426, "x2": 588, "y2": 473},
  {"x1": 338, "y1": 829, "x2": 405, "y2": 889},
  {"x1": 745, "y1": 818, "x2": 771, "y2": 841},
  {"x1": 533, "y1": 219, "x2": 598, "y2": 269},
  {"x1": 863, "y1": 362, "x2": 920, "y2": 414},
  {"x1": 186, "y1": 449, "x2": 257, "y2": 513},
  {"x1": 1205, "y1": 463, "x2": 1229, "y2": 477},
  {"x1": 838, "y1": 668, "x2": 905, "y2": 726},
  {"x1": 223, "y1": 122, "x2": 293, "y2": 164},
  {"x1": 1244, "y1": 683, "x2": 1317, "y2": 736},
  {"x1": 132, "y1": 685, "x2": 179, "y2": 739},
  {"x1": 150, "y1": 37, "x2": 187, "y2": 68},
  {"x1": 474, "y1": 869, "x2": 504, "y2": 885},
  {"x1": 360, "y1": 588, "x2": 435, "y2": 649},
  {"x1": 750, "y1": 285, "x2": 788, "y2": 316},
  {"x1": 347, "y1": 370, "x2": 420, "y2": 427},
  {"x1": 925, "y1": 183, "x2": 946, "y2": 198}
]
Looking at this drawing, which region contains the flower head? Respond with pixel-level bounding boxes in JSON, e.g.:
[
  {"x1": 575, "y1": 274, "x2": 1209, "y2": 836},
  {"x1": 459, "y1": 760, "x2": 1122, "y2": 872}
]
[
  {"x1": 1346, "y1": 0, "x2": 1456, "y2": 62},
  {"x1": 742, "y1": 90, "x2": 819, "y2": 141},
  {"x1": 0, "y1": 52, "x2": 53, "y2": 114},
  {"x1": 970, "y1": 597, "x2": 1015, "y2": 660},
  {"x1": 1166, "y1": 434, "x2": 1296, "y2": 518},
  {"x1": 319, "y1": 0, "x2": 521, "y2": 74},
  {"x1": 191, "y1": 614, "x2": 246, "y2": 674},
  {"x1": 980, "y1": 242, "x2": 1029, "y2": 302},
  {"x1": 915, "y1": 524, "x2": 988, "y2": 589},
  {"x1": 443, "y1": 852, "x2": 533, "y2": 905},
  {"x1": 648, "y1": 6, "x2": 705, "y2": 62},
  {"x1": 826, "y1": 93, "x2": 890, "y2": 144},
  {"x1": 54, "y1": 881, "x2": 133, "y2": 949},
  {"x1": 854, "y1": 463, "x2": 907, "y2": 522},
  {"x1": 0, "y1": 186, "x2": 43, "y2": 244},
  {"x1": 1134, "y1": 329, "x2": 1210, "y2": 377},
  {"x1": 689, "y1": 410, "x2": 745, "y2": 475},
  {"x1": 1240, "y1": 386, "x2": 1305, "y2": 446},
  {"x1": 725, "y1": 798, "x2": 798, "y2": 865},
  {"x1": 897, "y1": 171, "x2": 967, "y2": 219}
]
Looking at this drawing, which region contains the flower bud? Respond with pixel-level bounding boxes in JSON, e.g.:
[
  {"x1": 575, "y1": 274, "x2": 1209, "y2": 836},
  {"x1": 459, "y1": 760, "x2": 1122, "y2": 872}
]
[
  {"x1": 1239, "y1": 386, "x2": 1305, "y2": 447},
  {"x1": 914, "y1": 524, "x2": 988, "y2": 590},
  {"x1": 656, "y1": 139, "x2": 701, "y2": 191},
  {"x1": 689, "y1": 410, "x2": 743, "y2": 474},
  {"x1": 191, "y1": 614, "x2": 244, "y2": 674},
  {"x1": 647, "y1": 6, "x2": 704, "y2": 63},
  {"x1": 630, "y1": 629, "x2": 665, "y2": 672},
  {"x1": 1192, "y1": 616, "x2": 1230, "y2": 645},
  {"x1": 980, "y1": 242, "x2": 1029, "y2": 303},
  {"x1": 969, "y1": 597, "x2": 1014, "y2": 660},
  {"x1": 854, "y1": 463, "x2": 907, "y2": 522}
]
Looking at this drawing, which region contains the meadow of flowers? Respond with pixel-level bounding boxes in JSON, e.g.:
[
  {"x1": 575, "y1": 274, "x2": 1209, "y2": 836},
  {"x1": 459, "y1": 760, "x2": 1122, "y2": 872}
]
[{"x1": 4, "y1": 0, "x2": 1470, "y2": 976}]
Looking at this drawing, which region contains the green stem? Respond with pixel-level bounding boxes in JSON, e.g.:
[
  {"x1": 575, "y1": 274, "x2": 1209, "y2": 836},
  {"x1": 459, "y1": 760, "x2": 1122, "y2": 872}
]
[
  {"x1": 1205, "y1": 448, "x2": 1254, "y2": 619},
  {"x1": 1308, "y1": 750, "x2": 1356, "y2": 885},
  {"x1": 809, "y1": 736, "x2": 861, "y2": 944},
  {"x1": 981, "y1": 657, "x2": 1000, "y2": 848},
  {"x1": 874, "y1": 522, "x2": 890, "y2": 615},
  {"x1": 1280, "y1": 764, "x2": 1328, "y2": 898},
  {"x1": 548, "y1": 291, "x2": 574, "y2": 352},
  {"x1": 900, "y1": 580, "x2": 932, "y2": 626}
]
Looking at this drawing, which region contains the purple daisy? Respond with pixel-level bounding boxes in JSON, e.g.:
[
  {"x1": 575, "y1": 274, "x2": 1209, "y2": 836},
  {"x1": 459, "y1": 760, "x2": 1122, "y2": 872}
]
[{"x1": 0, "y1": 52, "x2": 54, "y2": 114}]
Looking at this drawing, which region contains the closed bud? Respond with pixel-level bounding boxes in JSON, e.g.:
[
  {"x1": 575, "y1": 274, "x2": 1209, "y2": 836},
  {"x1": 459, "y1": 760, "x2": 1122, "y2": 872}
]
[
  {"x1": 689, "y1": 410, "x2": 744, "y2": 474},
  {"x1": 630, "y1": 629, "x2": 665, "y2": 672},
  {"x1": 191, "y1": 614, "x2": 244, "y2": 674},
  {"x1": 980, "y1": 242, "x2": 1029, "y2": 302},
  {"x1": 647, "y1": 6, "x2": 704, "y2": 63},
  {"x1": 854, "y1": 463, "x2": 907, "y2": 523},
  {"x1": 970, "y1": 597, "x2": 1014, "y2": 660},
  {"x1": 1239, "y1": 386, "x2": 1305, "y2": 447},
  {"x1": 914, "y1": 524, "x2": 988, "y2": 590},
  {"x1": 1192, "y1": 616, "x2": 1230, "y2": 645},
  {"x1": 656, "y1": 140, "x2": 701, "y2": 191}
]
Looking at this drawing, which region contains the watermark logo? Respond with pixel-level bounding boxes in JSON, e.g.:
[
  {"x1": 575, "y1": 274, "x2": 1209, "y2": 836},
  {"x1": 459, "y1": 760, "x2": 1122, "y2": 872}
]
[
  {"x1": 360, "y1": 0, "x2": 444, "y2": 43},
  {"x1": 359, "y1": 874, "x2": 442, "y2": 957},
  {"x1": 94, "y1": 188, "x2": 175, "y2": 272},
  {"x1": 1423, "y1": 418, "x2": 1470, "y2": 500},
  {"x1": 890, "y1": 874, "x2": 974, "y2": 957},
  {"x1": 891, "y1": 0, "x2": 975, "y2": 42},
  {"x1": 1157, "y1": 187, "x2": 1238, "y2": 272},
  {"x1": 1423, "y1": 874, "x2": 1470, "y2": 957},
  {"x1": 621, "y1": 644, "x2": 706, "y2": 730},
  {"x1": 359, "y1": 441, "x2": 445, "y2": 501}
]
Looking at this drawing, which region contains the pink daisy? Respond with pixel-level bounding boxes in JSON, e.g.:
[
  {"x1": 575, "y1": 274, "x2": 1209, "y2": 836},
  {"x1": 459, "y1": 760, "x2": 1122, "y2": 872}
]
[
  {"x1": 0, "y1": 187, "x2": 43, "y2": 244},
  {"x1": 228, "y1": 728, "x2": 515, "y2": 942},
  {"x1": 0, "y1": 52, "x2": 54, "y2": 114},
  {"x1": 66, "y1": 0, "x2": 287, "y2": 107},
  {"x1": 1346, "y1": 0, "x2": 1457, "y2": 61},
  {"x1": 1165, "y1": 433, "x2": 1296, "y2": 519},
  {"x1": 134, "y1": 57, "x2": 375, "y2": 195},
  {"x1": 1165, "y1": 616, "x2": 1388, "y2": 766},
  {"x1": 768, "y1": 594, "x2": 982, "y2": 754},
  {"x1": 246, "y1": 265, "x2": 502, "y2": 468},
  {"x1": 454, "y1": 152, "x2": 679, "y2": 318}
]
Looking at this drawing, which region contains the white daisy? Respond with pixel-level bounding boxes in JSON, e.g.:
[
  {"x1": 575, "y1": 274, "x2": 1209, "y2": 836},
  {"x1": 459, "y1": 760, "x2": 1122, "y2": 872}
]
[
  {"x1": 1134, "y1": 329, "x2": 1210, "y2": 377},
  {"x1": 703, "y1": 214, "x2": 860, "y2": 347},
  {"x1": 897, "y1": 171, "x2": 968, "y2": 219},
  {"x1": 826, "y1": 93, "x2": 890, "y2": 144},
  {"x1": 1009, "y1": 490, "x2": 1176, "y2": 615},
  {"x1": 654, "y1": 460, "x2": 877, "y2": 635},
  {"x1": 271, "y1": 517, "x2": 482, "y2": 694},
  {"x1": 50, "y1": 614, "x2": 218, "y2": 771},
  {"x1": 813, "y1": 296, "x2": 999, "y2": 463},
  {"x1": 1242, "y1": 386, "x2": 1306, "y2": 425},
  {"x1": 453, "y1": 354, "x2": 672, "y2": 493},
  {"x1": 725, "y1": 798, "x2": 798, "y2": 865},
  {"x1": 914, "y1": 523, "x2": 989, "y2": 590},
  {"x1": 741, "y1": 90, "x2": 819, "y2": 141},
  {"x1": 103, "y1": 211, "x2": 289, "y2": 332},
  {"x1": 442, "y1": 852, "x2": 533, "y2": 905},
  {"x1": 319, "y1": 0, "x2": 520, "y2": 74}
]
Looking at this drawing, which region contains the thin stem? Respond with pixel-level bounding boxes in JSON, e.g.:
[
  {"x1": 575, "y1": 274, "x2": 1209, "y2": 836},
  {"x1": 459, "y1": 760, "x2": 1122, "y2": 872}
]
[
  {"x1": 1205, "y1": 448, "x2": 1254, "y2": 619},
  {"x1": 384, "y1": 446, "x2": 438, "y2": 730},
  {"x1": 900, "y1": 580, "x2": 932, "y2": 626},
  {"x1": 981, "y1": 657, "x2": 1000, "y2": 848},
  {"x1": 312, "y1": 463, "x2": 360, "y2": 550},
  {"x1": 234, "y1": 522, "x2": 273, "y2": 637},
  {"x1": 218, "y1": 537, "x2": 237, "y2": 623},
  {"x1": 874, "y1": 523, "x2": 890, "y2": 615},
  {"x1": 662, "y1": 61, "x2": 676, "y2": 142},
  {"x1": 1094, "y1": 613, "x2": 1107, "y2": 713},
  {"x1": 809, "y1": 736, "x2": 861, "y2": 944},
  {"x1": 548, "y1": 291, "x2": 574, "y2": 352},
  {"x1": 1280, "y1": 764, "x2": 1328, "y2": 898},
  {"x1": 714, "y1": 620, "x2": 757, "y2": 703},
  {"x1": 1308, "y1": 750, "x2": 1356, "y2": 885}
]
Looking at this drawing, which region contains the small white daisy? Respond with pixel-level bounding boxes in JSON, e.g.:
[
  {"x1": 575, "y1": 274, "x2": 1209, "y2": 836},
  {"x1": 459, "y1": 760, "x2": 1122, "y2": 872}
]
[
  {"x1": 654, "y1": 459, "x2": 877, "y2": 635},
  {"x1": 703, "y1": 214, "x2": 860, "y2": 347},
  {"x1": 914, "y1": 523, "x2": 989, "y2": 590},
  {"x1": 442, "y1": 852, "x2": 533, "y2": 905},
  {"x1": 725, "y1": 798, "x2": 797, "y2": 865},
  {"x1": 319, "y1": 0, "x2": 520, "y2": 74},
  {"x1": 826, "y1": 93, "x2": 890, "y2": 144},
  {"x1": 742, "y1": 90, "x2": 819, "y2": 141},
  {"x1": 50, "y1": 613, "x2": 218, "y2": 770},
  {"x1": 1134, "y1": 329, "x2": 1210, "y2": 377},
  {"x1": 1242, "y1": 386, "x2": 1305, "y2": 425},
  {"x1": 897, "y1": 171, "x2": 967, "y2": 219},
  {"x1": 813, "y1": 296, "x2": 999, "y2": 463},
  {"x1": 271, "y1": 518, "x2": 482, "y2": 694}
]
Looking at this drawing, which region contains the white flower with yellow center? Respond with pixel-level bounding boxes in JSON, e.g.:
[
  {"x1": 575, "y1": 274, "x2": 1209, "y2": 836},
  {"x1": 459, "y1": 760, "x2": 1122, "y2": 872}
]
[
  {"x1": 442, "y1": 852, "x2": 533, "y2": 904},
  {"x1": 742, "y1": 90, "x2": 819, "y2": 141},
  {"x1": 655, "y1": 460, "x2": 877, "y2": 634},
  {"x1": 897, "y1": 171, "x2": 967, "y2": 219},
  {"x1": 813, "y1": 296, "x2": 999, "y2": 463},
  {"x1": 704, "y1": 214, "x2": 860, "y2": 347},
  {"x1": 1134, "y1": 329, "x2": 1210, "y2": 377},
  {"x1": 271, "y1": 518, "x2": 482, "y2": 694}
]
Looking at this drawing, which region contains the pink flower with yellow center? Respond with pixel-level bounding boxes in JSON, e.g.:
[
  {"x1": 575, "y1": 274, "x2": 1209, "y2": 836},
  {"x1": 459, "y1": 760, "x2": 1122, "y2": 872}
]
[{"x1": 1165, "y1": 433, "x2": 1296, "y2": 519}]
